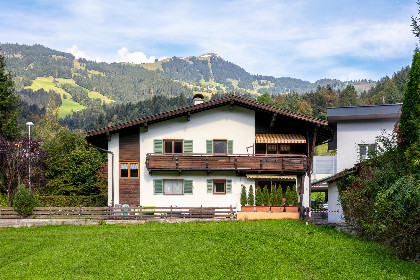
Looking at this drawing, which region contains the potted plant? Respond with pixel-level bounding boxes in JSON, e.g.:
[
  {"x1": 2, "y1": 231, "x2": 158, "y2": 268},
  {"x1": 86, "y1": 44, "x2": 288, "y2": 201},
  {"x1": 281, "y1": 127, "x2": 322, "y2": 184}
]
[
  {"x1": 285, "y1": 185, "x2": 299, "y2": 212},
  {"x1": 270, "y1": 187, "x2": 282, "y2": 212},
  {"x1": 256, "y1": 186, "x2": 270, "y2": 211},
  {"x1": 241, "y1": 185, "x2": 254, "y2": 212}
]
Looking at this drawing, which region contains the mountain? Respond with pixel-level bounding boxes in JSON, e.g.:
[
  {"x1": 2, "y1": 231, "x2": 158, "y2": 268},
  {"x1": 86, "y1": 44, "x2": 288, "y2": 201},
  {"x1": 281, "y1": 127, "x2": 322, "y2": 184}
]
[
  {"x1": 142, "y1": 53, "x2": 375, "y2": 94},
  {"x1": 1, "y1": 43, "x2": 375, "y2": 120},
  {"x1": 1, "y1": 43, "x2": 193, "y2": 118}
]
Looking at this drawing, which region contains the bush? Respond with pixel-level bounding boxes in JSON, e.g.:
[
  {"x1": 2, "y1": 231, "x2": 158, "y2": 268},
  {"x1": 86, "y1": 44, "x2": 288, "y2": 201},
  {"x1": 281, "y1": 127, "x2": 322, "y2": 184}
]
[
  {"x1": 0, "y1": 192, "x2": 7, "y2": 207},
  {"x1": 13, "y1": 185, "x2": 40, "y2": 217},
  {"x1": 240, "y1": 185, "x2": 247, "y2": 206},
  {"x1": 262, "y1": 186, "x2": 270, "y2": 206},
  {"x1": 285, "y1": 186, "x2": 298, "y2": 206},
  {"x1": 36, "y1": 195, "x2": 108, "y2": 207},
  {"x1": 248, "y1": 185, "x2": 254, "y2": 206},
  {"x1": 270, "y1": 188, "x2": 278, "y2": 206},
  {"x1": 255, "y1": 187, "x2": 263, "y2": 206}
]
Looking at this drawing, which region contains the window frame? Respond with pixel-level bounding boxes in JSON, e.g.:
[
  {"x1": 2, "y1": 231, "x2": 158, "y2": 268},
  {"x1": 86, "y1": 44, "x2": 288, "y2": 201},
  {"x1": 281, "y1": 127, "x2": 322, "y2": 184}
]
[
  {"x1": 163, "y1": 179, "x2": 184, "y2": 195},
  {"x1": 359, "y1": 143, "x2": 377, "y2": 160},
  {"x1": 213, "y1": 139, "x2": 227, "y2": 154},
  {"x1": 213, "y1": 179, "x2": 226, "y2": 194},
  {"x1": 164, "y1": 139, "x2": 183, "y2": 154},
  {"x1": 119, "y1": 162, "x2": 139, "y2": 178}
]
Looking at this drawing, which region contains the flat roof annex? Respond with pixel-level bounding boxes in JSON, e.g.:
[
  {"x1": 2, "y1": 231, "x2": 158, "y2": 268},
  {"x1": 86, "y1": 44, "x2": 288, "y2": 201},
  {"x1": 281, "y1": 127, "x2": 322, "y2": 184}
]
[{"x1": 327, "y1": 103, "x2": 401, "y2": 122}]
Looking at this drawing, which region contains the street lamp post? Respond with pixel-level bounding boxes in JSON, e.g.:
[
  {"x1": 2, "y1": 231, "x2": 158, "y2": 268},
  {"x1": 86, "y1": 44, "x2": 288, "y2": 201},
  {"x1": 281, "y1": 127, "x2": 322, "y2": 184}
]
[{"x1": 26, "y1": 122, "x2": 34, "y2": 191}]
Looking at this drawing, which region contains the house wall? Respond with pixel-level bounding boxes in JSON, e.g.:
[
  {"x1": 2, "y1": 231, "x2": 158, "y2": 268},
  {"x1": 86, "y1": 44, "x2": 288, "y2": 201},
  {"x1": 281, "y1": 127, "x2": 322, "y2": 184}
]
[
  {"x1": 139, "y1": 106, "x2": 256, "y2": 208},
  {"x1": 108, "y1": 133, "x2": 119, "y2": 206},
  {"x1": 327, "y1": 182, "x2": 343, "y2": 223},
  {"x1": 336, "y1": 118, "x2": 397, "y2": 172},
  {"x1": 119, "y1": 129, "x2": 140, "y2": 205},
  {"x1": 329, "y1": 117, "x2": 397, "y2": 223}
]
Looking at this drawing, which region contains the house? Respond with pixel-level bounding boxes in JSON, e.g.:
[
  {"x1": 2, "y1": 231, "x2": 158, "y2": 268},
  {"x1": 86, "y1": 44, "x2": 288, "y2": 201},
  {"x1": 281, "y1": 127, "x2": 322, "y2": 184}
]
[
  {"x1": 86, "y1": 95, "x2": 333, "y2": 210},
  {"x1": 313, "y1": 104, "x2": 401, "y2": 223}
]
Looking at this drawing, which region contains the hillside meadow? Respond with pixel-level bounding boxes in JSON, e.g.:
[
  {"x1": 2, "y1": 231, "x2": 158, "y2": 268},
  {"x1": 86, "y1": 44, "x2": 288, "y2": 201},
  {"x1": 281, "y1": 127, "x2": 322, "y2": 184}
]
[{"x1": 0, "y1": 220, "x2": 419, "y2": 279}]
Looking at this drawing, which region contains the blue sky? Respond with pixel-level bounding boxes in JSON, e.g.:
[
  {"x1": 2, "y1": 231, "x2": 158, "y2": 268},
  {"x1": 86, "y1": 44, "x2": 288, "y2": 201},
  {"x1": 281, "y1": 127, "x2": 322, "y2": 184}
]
[{"x1": 0, "y1": 0, "x2": 418, "y2": 82}]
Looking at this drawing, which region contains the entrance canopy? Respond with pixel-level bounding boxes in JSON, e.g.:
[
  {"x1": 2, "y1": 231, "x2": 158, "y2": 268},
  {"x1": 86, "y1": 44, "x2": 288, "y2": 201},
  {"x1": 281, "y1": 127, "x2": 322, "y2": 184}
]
[
  {"x1": 246, "y1": 174, "x2": 296, "y2": 180},
  {"x1": 255, "y1": 134, "x2": 306, "y2": 144}
]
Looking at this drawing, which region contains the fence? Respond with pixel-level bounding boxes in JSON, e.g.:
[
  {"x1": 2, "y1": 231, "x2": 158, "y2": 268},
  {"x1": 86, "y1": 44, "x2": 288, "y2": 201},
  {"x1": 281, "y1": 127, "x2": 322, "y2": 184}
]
[{"x1": 0, "y1": 206, "x2": 236, "y2": 220}]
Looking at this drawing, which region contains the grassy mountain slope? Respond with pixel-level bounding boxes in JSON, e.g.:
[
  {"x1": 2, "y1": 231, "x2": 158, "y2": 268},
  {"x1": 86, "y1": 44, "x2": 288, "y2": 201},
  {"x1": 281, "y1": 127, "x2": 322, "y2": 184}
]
[{"x1": 1, "y1": 43, "x2": 192, "y2": 118}]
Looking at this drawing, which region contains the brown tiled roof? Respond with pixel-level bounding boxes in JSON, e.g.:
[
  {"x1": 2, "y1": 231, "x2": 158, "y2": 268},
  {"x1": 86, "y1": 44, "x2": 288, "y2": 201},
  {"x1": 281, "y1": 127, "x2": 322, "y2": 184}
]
[{"x1": 86, "y1": 95, "x2": 328, "y2": 138}]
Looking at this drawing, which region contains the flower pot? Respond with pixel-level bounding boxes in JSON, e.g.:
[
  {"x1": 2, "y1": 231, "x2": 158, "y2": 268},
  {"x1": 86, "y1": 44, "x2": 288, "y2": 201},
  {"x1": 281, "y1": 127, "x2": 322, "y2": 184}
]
[
  {"x1": 241, "y1": 206, "x2": 255, "y2": 212},
  {"x1": 255, "y1": 206, "x2": 270, "y2": 212},
  {"x1": 285, "y1": 206, "x2": 299, "y2": 212},
  {"x1": 270, "y1": 206, "x2": 283, "y2": 212}
]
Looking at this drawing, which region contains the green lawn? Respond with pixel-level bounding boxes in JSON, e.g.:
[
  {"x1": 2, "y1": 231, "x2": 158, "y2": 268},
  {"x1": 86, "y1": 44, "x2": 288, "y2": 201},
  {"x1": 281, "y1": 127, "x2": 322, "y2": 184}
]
[{"x1": 0, "y1": 220, "x2": 418, "y2": 279}]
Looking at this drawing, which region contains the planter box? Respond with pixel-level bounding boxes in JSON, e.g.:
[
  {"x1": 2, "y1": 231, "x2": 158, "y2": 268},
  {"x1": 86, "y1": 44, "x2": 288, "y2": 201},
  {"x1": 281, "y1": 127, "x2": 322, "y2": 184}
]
[
  {"x1": 285, "y1": 206, "x2": 299, "y2": 212},
  {"x1": 241, "y1": 206, "x2": 255, "y2": 212},
  {"x1": 270, "y1": 206, "x2": 283, "y2": 212},
  {"x1": 255, "y1": 206, "x2": 270, "y2": 212}
]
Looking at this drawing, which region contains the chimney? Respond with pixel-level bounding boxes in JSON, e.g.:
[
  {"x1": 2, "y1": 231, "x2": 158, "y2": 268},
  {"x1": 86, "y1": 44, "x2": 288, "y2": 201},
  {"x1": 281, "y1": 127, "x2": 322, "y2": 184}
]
[{"x1": 192, "y1": 93, "x2": 205, "y2": 105}]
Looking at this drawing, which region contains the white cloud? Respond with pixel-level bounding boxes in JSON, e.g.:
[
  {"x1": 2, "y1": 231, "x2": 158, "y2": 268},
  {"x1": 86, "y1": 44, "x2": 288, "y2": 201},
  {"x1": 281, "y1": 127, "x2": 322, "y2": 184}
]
[
  {"x1": 66, "y1": 45, "x2": 103, "y2": 62},
  {"x1": 116, "y1": 47, "x2": 158, "y2": 64}
]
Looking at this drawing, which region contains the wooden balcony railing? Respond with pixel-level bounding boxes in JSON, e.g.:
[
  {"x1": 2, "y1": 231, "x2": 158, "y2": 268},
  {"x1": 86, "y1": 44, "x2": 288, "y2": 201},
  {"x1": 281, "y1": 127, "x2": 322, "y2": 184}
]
[{"x1": 146, "y1": 153, "x2": 308, "y2": 173}]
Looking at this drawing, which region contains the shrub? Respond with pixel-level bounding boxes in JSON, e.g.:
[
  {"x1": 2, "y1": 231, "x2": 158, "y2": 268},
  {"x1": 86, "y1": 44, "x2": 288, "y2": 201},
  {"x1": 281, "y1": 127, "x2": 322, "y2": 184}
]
[
  {"x1": 0, "y1": 192, "x2": 7, "y2": 207},
  {"x1": 262, "y1": 186, "x2": 270, "y2": 206},
  {"x1": 13, "y1": 185, "x2": 40, "y2": 217},
  {"x1": 255, "y1": 187, "x2": 263, "y2": 206},
  {"x1": 290, "y1": 185, "x2": 298, "y2": 206},
  {"x1": 270, "y1": 188, "x2": 278, "y2": 206},
  {"x1": 240, "y1": 185, "x2": 247, "y2": 206},
  {"x1": 36, "y1": 195, "x2": 108, "y2": 207},
  {"x1": 248, "y1": 185, "x2": 255, "y2": 206}
]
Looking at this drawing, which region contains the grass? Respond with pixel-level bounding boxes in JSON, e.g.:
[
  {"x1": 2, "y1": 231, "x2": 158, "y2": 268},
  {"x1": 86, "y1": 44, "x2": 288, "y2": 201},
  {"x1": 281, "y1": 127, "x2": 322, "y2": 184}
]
[
  {"x1": 58, "y1": 99, "x2": 86, "y2": 118},
  {"x1": 88, "y1": 91, "x2": 114, "y2": 104},
  {"x1": 0, "y1": 220, "x2": 418, "y2": 279},
  {"x1": 25, "y1": 77, "x2": 71, "y2": 99},
  {"x1": 314, "y1": 143, "x2": 336, "y2": 156}
]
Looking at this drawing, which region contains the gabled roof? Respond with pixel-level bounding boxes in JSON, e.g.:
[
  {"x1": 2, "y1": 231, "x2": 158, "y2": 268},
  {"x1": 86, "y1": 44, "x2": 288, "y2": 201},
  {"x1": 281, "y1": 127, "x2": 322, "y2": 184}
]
[{"x1": 86, "y1": 95, "x2": 328, "y2": 138}]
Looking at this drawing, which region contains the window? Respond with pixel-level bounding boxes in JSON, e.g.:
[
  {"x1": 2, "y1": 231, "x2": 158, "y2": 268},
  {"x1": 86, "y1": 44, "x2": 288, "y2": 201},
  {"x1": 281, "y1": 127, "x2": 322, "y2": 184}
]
[
  {"x1": 207, "y1": 179, "x2": 232, "y2": 194},
  {"x1": 359, "y1": 144, "x2": 376, "y2": 160},
  {"x1": 164, "y1": 179, "x2": 183, "y2": 194},
  {"x1": 267, "y1": 144, "x2": 277, "y2": 154},
  {"x1": 279, "y1": 144, "x2": 291, "y2": 153},
  {"x1": 154, "y1": 179, "x2": 193, "y2": 195},
  {"x1": 120, "y1": 162, "x2": 139, "y2": 178},
  {"x1": 154, "y1": 139, "x2": 193, "y2": 153},
  {"x1": 164, "y1": 140, "x2": 183, "y2": 154},
  {"x1": 213, "y1": 179, "x2": 226, "y2": 194},
  {"x1": 213, "y1": 140, "x2": 227, "y2": 154}
]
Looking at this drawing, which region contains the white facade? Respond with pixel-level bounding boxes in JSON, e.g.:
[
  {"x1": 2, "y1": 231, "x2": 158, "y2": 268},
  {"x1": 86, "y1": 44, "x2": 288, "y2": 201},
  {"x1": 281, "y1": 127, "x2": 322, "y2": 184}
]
[
  {"x1": 139, "y1": 106, "x2": 256, "y2": 209},
  {"x1": 336, "y1": 119, "x2": 397, "y2": 171}
]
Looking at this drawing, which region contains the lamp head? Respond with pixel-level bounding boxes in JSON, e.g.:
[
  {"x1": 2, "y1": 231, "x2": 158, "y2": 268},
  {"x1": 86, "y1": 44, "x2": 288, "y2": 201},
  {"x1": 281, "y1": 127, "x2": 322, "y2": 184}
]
[{"x1": 26, "y1": 122, "x2": 34, "y2": 127}]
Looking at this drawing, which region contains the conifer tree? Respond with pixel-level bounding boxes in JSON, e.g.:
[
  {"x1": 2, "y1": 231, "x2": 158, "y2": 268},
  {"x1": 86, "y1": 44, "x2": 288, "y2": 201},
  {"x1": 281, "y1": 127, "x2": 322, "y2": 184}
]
[
  {"x1": 0, "y1": 51, "x2": 20, "y2": 140},
  {"x1": 248, "y1": 185, "x2": 255, "y2": 206}
]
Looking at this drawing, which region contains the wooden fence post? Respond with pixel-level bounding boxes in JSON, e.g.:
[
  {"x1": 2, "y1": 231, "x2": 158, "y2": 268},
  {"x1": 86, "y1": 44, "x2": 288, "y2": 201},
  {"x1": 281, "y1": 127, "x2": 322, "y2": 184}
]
[
  {"x1": 79, "y1": 205, "x2": 82, "y2": 216},
  {"x1": 170, "y1": 205, "x2": 172, "y2": 218},
  {"x1": 201, "y1": 205, "x2": 203, "y2": 218},
  {"x1": 49, "y1": 205, "x2": 52, "y2": 218},
  {"x1": 0, "y1": 206, "x2": 2, "y2": 218},
  {"x1": 140, "y1": 206, "x2": 143, "y2": 219},
  {"x1": 230, "y1": 205, "x2": 233, "y2": 220}
]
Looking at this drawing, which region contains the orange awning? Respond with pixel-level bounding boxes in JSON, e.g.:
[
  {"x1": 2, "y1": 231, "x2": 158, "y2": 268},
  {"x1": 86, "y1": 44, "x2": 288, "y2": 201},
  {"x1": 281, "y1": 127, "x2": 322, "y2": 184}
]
[{"x1": 255, "y1": 134, "x2": 306, "y2": 144}]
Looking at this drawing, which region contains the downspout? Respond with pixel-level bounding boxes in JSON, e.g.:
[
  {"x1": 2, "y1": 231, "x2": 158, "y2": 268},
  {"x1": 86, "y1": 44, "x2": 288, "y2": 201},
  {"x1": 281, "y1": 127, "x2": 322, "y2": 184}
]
[{"x1": 90, "y1": 144, "x2": 115, "y2": 207}]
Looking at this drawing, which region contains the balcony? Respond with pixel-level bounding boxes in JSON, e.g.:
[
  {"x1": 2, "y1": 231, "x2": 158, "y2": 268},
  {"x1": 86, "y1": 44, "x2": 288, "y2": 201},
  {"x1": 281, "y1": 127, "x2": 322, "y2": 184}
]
[{"x1": 146, "y1": 153, "x2": 308, "y2": 173}]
